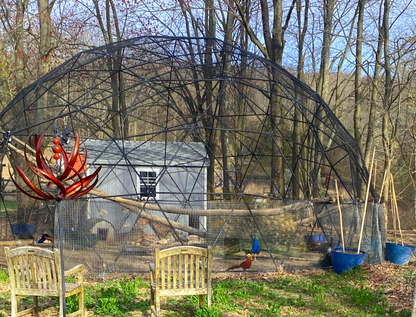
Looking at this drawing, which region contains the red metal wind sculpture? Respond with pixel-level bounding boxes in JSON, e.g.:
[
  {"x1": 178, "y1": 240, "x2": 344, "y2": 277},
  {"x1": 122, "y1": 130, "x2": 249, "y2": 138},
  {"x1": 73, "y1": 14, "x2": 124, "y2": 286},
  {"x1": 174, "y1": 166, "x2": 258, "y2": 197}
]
[{"x1": 9, "y1": 132, "x2": 101, "y2": 200}]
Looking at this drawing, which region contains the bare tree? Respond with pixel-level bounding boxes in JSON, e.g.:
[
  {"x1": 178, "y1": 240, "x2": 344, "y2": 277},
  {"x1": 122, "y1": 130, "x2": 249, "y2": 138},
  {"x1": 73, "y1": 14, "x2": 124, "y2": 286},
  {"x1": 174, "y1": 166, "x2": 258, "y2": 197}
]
[
  {"x1": 218, "y1": 0, "x2": 236, "y2": 198},
  {"x1": 311, "y1": 0, "x2": 334, "y2": 197},
  {"x1": 381, "y1": 0, "x2": 392, "y2": 209},
  {"x1": 292, "y1": 0, "x2": 309, "y2": 199},
  {"x1": 93, "y1": 0, "x2": 129, "y2": 137},
  {"x1": 354, "y1": 0, "x2": 365, "y2": 151},
  {"x1": 36, "y1": 0, "x2": 57, "y2": 132},
  {"x1": 363, "y1": 4, "x2": 382, "y2": 167},
  {"x1": 234, "y1": 0, "x2": 295, "y2": 197},
  {"x1": 315, "y1": 0, "x2": 334, "y2": 103}
]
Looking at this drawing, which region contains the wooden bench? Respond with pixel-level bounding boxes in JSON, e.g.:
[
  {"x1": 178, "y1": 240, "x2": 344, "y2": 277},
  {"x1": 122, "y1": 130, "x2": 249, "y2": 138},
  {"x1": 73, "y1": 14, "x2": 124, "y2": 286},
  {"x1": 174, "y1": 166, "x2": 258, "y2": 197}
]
[
  {"x1": 149, "y1": 246, "x2": 212, "y2": 316},
  {"x1": 5, "y1": 246, "x2": 85, "y2": 317}
]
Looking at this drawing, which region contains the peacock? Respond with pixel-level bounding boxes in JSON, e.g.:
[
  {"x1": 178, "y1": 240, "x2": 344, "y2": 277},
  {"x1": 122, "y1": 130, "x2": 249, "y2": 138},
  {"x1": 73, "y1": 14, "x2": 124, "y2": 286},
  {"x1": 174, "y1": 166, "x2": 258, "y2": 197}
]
[
  {"x1": 38, "y1": 233, "x2": 54, "y2": 243},
  {"x1": 251, "y1": 231, "x2": 261, "y2": 261}
]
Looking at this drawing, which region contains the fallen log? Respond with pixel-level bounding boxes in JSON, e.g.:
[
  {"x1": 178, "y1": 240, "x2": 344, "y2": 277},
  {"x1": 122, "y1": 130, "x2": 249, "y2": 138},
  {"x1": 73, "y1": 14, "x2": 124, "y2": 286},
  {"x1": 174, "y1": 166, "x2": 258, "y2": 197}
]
[{"x1": 89, "y1": 188, "x2": 332, "y2": 216}]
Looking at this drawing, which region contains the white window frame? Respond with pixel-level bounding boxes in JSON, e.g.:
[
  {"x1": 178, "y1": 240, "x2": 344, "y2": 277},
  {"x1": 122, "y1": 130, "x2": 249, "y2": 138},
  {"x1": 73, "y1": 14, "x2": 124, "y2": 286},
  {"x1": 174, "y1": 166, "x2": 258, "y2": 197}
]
[{"x1": 137, "y1": 168, "x2": 159, "y2": 201}]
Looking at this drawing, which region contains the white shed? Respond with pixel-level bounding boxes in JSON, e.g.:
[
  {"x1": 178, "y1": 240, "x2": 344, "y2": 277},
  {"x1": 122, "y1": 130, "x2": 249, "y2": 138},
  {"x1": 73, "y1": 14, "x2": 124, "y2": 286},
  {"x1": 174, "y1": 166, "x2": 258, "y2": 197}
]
[{"x1": 84, "y1": 140, "x2": 209, "y2": 238}]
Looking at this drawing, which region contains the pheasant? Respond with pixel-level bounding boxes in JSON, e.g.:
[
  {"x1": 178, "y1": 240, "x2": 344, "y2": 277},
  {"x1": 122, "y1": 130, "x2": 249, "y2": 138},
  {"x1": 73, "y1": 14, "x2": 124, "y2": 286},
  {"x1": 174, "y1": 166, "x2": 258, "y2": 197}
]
[{"x1": 227, "y1": 254, "x2": 252, "y2": 271}]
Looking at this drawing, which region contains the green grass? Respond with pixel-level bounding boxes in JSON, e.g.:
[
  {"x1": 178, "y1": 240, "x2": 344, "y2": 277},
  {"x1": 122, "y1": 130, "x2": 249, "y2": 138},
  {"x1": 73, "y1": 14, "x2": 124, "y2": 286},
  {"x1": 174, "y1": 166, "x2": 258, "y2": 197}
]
[
  {"x1": 0, "y1": 269, "x2": 9, "y2": 283},
  {"x1": 0, "y1": 200, "x2": 16, "y2": 217},
  {"x1": 150, "y1": 266, "x2": 411, "y2": 316},
  {"x1": 0, "y1": 200, "x2": 16, "y2": 211},
  {"x1": 0, "y1": 266, "x2": 411, "y2": 316}
]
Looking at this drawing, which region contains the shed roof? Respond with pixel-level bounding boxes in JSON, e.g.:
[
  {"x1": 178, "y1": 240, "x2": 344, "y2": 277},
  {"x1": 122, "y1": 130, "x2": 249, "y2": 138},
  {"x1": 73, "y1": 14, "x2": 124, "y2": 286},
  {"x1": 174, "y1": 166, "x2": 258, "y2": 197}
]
[{"x1": 83, "y1": 139, "x2": 209, "y2": 167}]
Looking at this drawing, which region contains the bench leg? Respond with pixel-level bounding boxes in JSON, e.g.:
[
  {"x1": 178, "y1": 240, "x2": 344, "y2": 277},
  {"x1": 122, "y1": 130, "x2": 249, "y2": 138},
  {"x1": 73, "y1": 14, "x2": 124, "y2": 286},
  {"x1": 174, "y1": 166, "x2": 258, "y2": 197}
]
[
  {"x1": 79, "y1": 287, "x2": 85, "y2": 316},
  {"x1": 150, "y1": 288, "x2": 158, "y2": 316},
  {"x1": 207, "y1": 292, "x2": 211, "y2": 307},
  {"x1": 155, "y1": 294, "x2": 161, "y2": 316},
  {"x1": 10, "y1": 293, "x2": 17, "y2": 317},
  {"x1": 34, "y1": 295, "x2": 39, "y2": 316},
  {"x1": 199, "y1": 295, "x2": 204, "y2": 307},
  {"x1": 59, "y1": 295, "x2": 65, "y2": 317}
]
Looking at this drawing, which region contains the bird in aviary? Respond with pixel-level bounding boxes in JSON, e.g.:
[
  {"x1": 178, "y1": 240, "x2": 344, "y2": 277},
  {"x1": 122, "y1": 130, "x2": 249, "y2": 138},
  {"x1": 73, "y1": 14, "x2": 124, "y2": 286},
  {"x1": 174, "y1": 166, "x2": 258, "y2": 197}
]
[
  {"x1": 38, "y1": 233, "x2": 54, "y2": 243},
  {"x1": 227, "y1": 254, "x2": 252, "y2": 271},
  {"x1": 251, "y1": 231, "x2": 261, "y2": 261}
]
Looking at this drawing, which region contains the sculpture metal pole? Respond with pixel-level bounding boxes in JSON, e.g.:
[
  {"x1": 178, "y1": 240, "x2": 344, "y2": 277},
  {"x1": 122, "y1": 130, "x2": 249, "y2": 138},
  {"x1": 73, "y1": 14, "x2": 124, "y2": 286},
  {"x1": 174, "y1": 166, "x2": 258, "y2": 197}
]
[{"x1": 9, "y1": 130, "x2": 101, "y2": 316}]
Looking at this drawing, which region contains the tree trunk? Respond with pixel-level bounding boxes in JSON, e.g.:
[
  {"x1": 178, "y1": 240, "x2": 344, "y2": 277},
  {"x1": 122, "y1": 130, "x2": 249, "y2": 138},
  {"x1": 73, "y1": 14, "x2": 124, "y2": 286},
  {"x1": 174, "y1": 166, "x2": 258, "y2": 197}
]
[
  {"x1": 354, "y1": 0, "x2": 364, "y2": 152},
  {"x1": 94, "y1": 0, "x2": 127, "y2": 136},
  {"x1": 36, "y1": 0, "x2": 54, "y2": 133},
  {"x1": 13, "y1": 0, "x2": 32, "y2": 226},
  {"x1": 14, "y1": 0, "x2": 27, "y2": 94},
  {"x1": 353, "y1": 0, "x2": 365, "y2": 199},
  {"x1": 265, "y1": 0, "x2": 286, "y2": 197},
  {"x1": 218, "y1": 2, "x2": 235, "y2": 199},
  {"x1": 316, "y1": 0, "x2": 334, "y2": 103},
  {"x1": 176, "y1": 0, "x2": 218, "y2": 200},
  {"x1": 364, "y1": 14, "x2": 382, "y2": 167},
  {"x1": 313, "y1": 0, "x2": 334, "y2": 197},
  {"x1": 0, "y1": 22, "x2": 12, "y2": 109},
  {"x1": 204, "y1": 0, "x2": 217, "y2": 200},
  {"x1": 381, "y1": 0, "x2": 392, "y2": 236},
  {"x1": 292, "y1": 0, "x2": 309, "y2": 200},
  {"x1": 235, "y1": 0, "x2": 293, "y2": 197},
  {"x1": 235, "y1": 6, "x2": 249, "y2": 189}
]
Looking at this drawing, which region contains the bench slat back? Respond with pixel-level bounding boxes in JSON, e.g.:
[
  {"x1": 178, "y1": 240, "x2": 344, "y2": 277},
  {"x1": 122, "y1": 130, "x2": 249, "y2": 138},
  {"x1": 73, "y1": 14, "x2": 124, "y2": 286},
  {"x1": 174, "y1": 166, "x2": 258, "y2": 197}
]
[
  {"x1": 5, "y1": 247, "x2": 61, "y2": 293},
  {"x1": 155, "y1": 246, "x2": 211, "y2": 291}
]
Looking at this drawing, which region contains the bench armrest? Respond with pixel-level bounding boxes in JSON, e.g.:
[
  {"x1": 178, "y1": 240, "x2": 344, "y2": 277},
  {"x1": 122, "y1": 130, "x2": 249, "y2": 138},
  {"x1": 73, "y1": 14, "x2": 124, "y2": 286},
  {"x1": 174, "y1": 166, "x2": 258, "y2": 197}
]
[
  {"x1": 149, "y1": 262, "x2": 155, "y2": 283},
  {"x1": 65, "y1": 264, "x2": 85, "y2": 277}
]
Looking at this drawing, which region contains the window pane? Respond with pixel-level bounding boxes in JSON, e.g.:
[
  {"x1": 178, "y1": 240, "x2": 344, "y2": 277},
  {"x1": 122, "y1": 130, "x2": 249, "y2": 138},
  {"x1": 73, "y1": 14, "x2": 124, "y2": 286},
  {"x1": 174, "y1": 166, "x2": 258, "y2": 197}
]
[{"x1": 139, "y1": 170, "x2": 157, "y2": 198}]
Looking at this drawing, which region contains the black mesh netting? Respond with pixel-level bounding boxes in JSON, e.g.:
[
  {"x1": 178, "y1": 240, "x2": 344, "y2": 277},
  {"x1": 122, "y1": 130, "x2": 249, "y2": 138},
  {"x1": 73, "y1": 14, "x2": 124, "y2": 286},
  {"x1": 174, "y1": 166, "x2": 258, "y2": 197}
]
[{"x1": 0, "y1": 36, "x2": 382, "y2": 275}]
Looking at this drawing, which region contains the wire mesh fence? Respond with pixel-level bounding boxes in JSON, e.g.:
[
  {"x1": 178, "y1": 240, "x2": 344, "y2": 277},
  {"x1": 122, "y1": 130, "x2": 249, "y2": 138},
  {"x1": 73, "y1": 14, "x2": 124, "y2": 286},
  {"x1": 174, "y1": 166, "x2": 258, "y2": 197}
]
[{"x1": 0, "y1": 36, "x2": 382, "y2": 275}]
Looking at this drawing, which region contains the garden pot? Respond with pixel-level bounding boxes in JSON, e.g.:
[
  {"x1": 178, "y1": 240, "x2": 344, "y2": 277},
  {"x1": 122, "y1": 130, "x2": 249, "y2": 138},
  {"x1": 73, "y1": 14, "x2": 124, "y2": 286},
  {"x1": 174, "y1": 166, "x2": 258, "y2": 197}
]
[
  {"x1": 304, "y1": 234, "x2": 326, "y2": 244},
  {"x1": 11, "y1": 224, "x2": 35, "y2": 239},
  {"x1": 11, "y1": 224, "x2": 21, "y2": 236},
  {"x1": 331, "y1": 248, "x2": 366, "y2": 274},
  {"x1": 385, "y1": 242, "x2": 415, "y2": 265}
]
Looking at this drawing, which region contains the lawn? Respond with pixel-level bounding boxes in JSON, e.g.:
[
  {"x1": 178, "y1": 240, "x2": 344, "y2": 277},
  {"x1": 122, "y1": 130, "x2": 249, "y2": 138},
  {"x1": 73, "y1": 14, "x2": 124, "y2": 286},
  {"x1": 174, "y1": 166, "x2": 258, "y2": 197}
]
[
  {"x1": 0, "y1": 200, "x2": 16, "y2": 218},
  {"x1": 0, "y1": 261, "x2": 413, "y2": 316},
  {"x1": 0, "y1": 201, "x2": 16, "y2": 210}
]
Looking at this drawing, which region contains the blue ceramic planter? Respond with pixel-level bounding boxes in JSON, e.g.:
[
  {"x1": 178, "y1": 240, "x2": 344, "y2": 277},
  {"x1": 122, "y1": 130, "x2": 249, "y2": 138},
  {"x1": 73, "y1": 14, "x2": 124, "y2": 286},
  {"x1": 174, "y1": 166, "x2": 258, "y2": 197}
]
[
  {"x1": 331, "y1": 248, "x2": 366, "y2": 274},
  {"x1": 385, "y1": 242, "x2": 415, "y2": 265},
  {"x1": 304, "y1": 234, "x2": 326, "y2": 244},
  {"x1": 11, "y1": 224, "x2": 35, "y2": 239}
]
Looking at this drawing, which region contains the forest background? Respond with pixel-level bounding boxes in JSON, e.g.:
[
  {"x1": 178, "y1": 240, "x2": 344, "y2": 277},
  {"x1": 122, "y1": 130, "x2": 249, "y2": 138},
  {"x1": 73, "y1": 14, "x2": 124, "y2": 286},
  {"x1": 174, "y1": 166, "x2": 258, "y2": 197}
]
[{"x1": 1, "y1": 0, "x2": 416, "y2": 226}]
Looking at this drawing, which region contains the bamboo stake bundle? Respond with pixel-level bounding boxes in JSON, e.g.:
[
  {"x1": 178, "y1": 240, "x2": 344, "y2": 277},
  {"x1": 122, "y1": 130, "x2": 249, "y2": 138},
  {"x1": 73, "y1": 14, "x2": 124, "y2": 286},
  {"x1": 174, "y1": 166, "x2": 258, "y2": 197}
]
[
  {"x1": 379, "y1": 170, "x2": 389, "y2": 242},
  {"x1": 390, "y1": 174, "x2": 404, "y2": 246},
  {"x1": 358, "y1": 148, "x2": 376, "y2": 254},
  {"x1": 335, "y1": 179, "x2": 345, "y2": 252},
  {"x1": 379, "y1": 170, "x2": 387, "y2": 202},
  {"x1": 390, "y1": 177, "x2": 398, "y2": 244}
]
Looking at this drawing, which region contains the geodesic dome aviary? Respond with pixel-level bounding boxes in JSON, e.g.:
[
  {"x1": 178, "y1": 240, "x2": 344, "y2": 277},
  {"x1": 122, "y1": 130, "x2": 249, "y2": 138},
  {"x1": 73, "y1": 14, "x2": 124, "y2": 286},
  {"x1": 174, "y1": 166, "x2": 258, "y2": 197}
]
[{"x1": 0, "y1": 36, "x2": 382, "y2": 274}]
